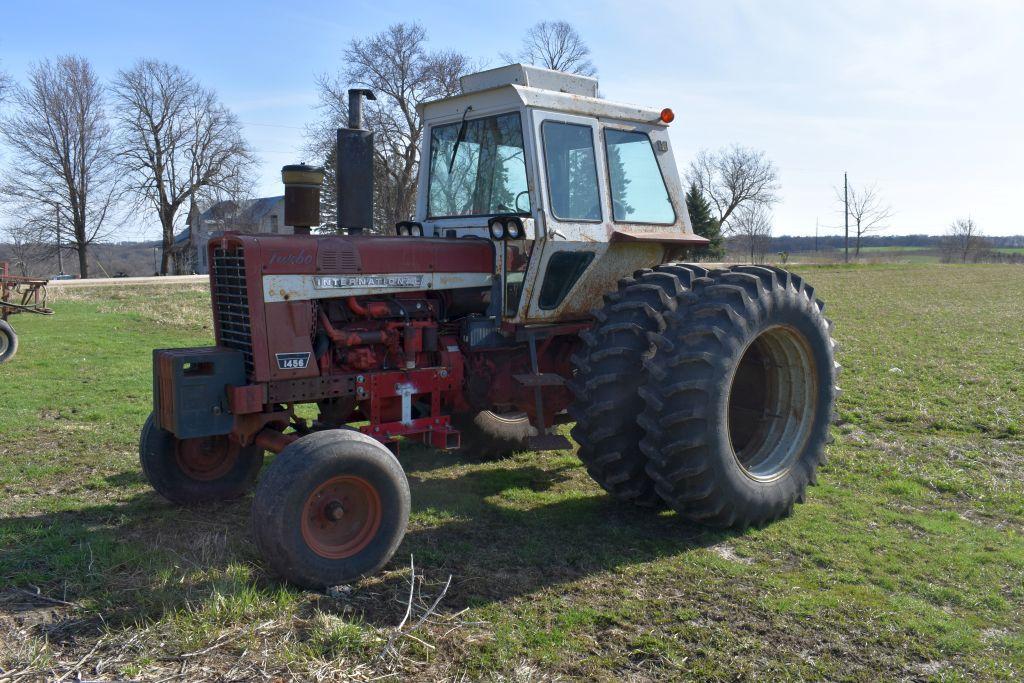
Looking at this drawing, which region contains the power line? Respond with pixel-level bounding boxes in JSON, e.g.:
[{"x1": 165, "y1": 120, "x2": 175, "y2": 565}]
[{"x1": 240, "y1": 120, "x2": 307, "y2": 131}]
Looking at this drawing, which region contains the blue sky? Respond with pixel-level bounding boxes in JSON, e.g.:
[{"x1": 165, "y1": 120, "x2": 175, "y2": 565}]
[{"x1": 2, "y1": 0, "x2": 1022, "y2": 238}]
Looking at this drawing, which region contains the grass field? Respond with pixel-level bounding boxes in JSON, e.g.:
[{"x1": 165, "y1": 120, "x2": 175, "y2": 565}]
[
  {"x1": 2, "y1": 265, "x2": 1023, "y2": 681},
  {"x1": 783, "y1": 246, "x2": 942, "y2": 264}
]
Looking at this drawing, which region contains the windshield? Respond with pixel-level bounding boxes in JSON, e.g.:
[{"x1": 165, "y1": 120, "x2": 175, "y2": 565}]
[{"x1": 427, "y1": 112, "x2": 531, "y2": 218}]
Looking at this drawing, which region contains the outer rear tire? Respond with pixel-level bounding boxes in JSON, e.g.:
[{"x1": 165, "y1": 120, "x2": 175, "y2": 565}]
[
  {"x1": 568, "y1": 265, "x2": 707, "y2": 507},
  {"x1": 640, "y1": 266, "x2": 838, "y2": 527},
  {"x1": 139, "y1": 413, "x2": 264, "y2": 505},
  {"x1": 252, "y1": 430, "x2": 410, "y2": 589},
  {"x1": 0, "y1": 320, "x2": 18, "y2": 364},
  {"x1": 451, "y1": 410, "x2": 535, "y2": 459}
]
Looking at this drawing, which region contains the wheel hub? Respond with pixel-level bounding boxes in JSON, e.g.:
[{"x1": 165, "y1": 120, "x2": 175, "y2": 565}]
[
  {"x1": 175, "y1": 435, "x2": 238, "y2": 481},
  {"x1": 727, "y1": 324, "x2": 818, "y2": 481},
  {"x1": 301, "y1": 476, "x2": 382, "y2": 559}
]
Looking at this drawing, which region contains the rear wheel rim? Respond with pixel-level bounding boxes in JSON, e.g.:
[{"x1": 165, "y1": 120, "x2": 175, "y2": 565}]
[
  {"x1": 727, "y1": 324, "x2": 818, "y2": 482},
  {"x1": 301, "y1": 476, "x2": 382, "y2": 559},
  {"x1": 0, "y1": 328, "x2": 9, "y2": 356},
  {"x1": 175, "y1": 435, "x2": 239, "y2": 481}
]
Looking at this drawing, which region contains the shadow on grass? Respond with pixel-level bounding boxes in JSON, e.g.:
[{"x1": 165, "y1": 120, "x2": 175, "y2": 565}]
[{"x1": 0, "y1": 449, "x2": 729, "y2": 634}]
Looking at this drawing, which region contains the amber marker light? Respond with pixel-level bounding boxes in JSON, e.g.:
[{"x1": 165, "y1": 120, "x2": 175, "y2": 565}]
[{"x1": 660, "y1": 108, "x2": 675, "y2": 124}]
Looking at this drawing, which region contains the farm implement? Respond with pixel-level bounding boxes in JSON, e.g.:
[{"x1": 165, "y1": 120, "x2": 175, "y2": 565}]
[
  {"x1": 141, "y1": 64, "x2": 838, "y2": 588},
  {"x1": 0, "y1": 261, "x2": 54, "y2": 363}
]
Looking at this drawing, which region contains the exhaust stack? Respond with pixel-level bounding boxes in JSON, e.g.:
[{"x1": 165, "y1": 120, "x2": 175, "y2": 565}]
[{"x1": 337, "y1": 88, "x2": 376, "y2": 235}]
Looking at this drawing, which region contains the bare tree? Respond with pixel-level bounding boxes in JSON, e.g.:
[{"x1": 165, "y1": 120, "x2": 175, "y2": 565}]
[
  {"x1": 2, "y1": 223, "x2": 40, "y2": 276},
  {"x1": 730, "y1": 204, "x2": 774, "y2": 263},
  {"x1": 0, "y1": 68, "x2": 10, "y2": 104},
  {"x1": 687, "y1": 145, "x2": 780, "y2": 231},
  {"x1": 112, "y1": 60, "x2": 255, "y2": 274},
  {"x1": 834, "y1": 183, "x2": 893, "y2": 257},
  {"x1": 504, "y1": 21, "x2": 597, "y2": 76},
  {"x1": 310, "y1": 23, "x2": 470, "y2": 232},
  {"x1": 941, "y1": 217, "x2": 987, "y2": 263},
  {"x1": 0, "y1": 56, "x2": 119, "y2": 278}
]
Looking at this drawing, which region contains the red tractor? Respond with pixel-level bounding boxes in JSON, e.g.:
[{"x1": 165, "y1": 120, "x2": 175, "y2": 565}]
[{"x1": 142, "y1": 65, "x2": 837, "y2": 588}]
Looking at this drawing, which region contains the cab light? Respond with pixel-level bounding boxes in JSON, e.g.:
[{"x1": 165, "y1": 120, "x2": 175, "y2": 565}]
[{"x1": 660, "y1": 108, "x2": 675, "y2": 124}]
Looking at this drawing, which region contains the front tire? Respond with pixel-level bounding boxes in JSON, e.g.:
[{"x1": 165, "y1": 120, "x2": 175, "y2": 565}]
[
  {"x1": 0, "y1": 320, "x2": 18, "y2": 364},
  {"x1": 252, "y1": 430, "x2": 410, "y2": 589},
  {"x1": 139, "y1": 413, "x2": 264, "y2": 504},
  {"x1": 640, "y1": 266, "x2": 838, "y2": 527}
]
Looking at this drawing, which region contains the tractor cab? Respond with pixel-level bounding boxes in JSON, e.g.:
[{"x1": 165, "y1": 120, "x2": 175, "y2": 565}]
[{"x1": 414, "y1": 64, "x2": 707, "y2": 324}]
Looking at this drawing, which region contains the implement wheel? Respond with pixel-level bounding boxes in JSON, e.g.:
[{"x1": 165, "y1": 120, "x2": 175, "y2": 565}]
[
  {"x1": 452, "y1": 410, "x2": 535, "y2": 460},
  {"x1": 0, "y1": 320, "x2": 18, "y2": 364},
  {"x1": 640, "y1": 266, "x2": 838, "y2": 528},
  {"x1": 252, "y1": 430, "x2": 410, "y2": 589},
  {"x1": 139, "y1": 413, "x2": 264, "y2": 504}
]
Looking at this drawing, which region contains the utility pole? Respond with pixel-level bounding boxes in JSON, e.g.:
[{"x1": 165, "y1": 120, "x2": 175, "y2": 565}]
[
  {"x1": 55, "y1": 206, "x2": 65, "y2": 275},
  {"x1": 815, "y1": 217, "x2": 819, "y2": 253},
  {"x1": 844, "y1": 172, "x2": 849, "y2": 264}
]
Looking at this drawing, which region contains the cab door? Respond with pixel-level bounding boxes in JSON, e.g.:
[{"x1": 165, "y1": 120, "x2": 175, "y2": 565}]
[{"x1": 516, "y1": 110, "x2": 610, "y2": 322}]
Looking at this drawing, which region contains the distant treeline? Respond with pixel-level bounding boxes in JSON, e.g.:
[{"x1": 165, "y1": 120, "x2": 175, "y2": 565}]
[
  {"x1": 0, "y1": 240, "x2": 162, "y2": 278},
  {"x1": 769, "y1": 234, "x2": 1024, "y2": 252}
]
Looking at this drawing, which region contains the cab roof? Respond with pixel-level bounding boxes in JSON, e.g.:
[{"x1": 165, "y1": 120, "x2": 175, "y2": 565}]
[{"x1": 418, "y1": 63, "x2": 666, "y2": 126}]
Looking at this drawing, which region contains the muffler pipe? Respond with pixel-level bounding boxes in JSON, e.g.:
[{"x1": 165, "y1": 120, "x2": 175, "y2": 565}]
[
  {"x1": 337, "y1": 88, "x2": 377, "y2": 235},
  {"x1": 348, "y1": 88, "x2": 374, "y2": 129}
]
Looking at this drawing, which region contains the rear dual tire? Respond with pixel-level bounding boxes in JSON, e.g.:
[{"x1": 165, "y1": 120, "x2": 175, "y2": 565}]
[
  {"x1": 568, "y1": 265, "x2": 709, "y2": 507},
  {"x1": 571, "y1": 265, "x2": 837, "y2": 529},
  {"x1": 640, "y1": 266, "x2": 838, "y2": 527}
]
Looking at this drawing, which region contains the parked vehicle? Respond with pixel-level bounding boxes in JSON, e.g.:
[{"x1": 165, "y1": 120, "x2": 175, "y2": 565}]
[{"x1": 141, "y1": 65, "x2": 838, "y2": 588}]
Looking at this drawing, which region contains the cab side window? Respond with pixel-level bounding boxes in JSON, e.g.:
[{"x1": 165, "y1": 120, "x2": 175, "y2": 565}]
[
  {"x1": 604, "y1": 129, "x2": 675, "y2": 224},
  {"x1": 542, "y1": 121, "x2": 601, "y2": 222}
]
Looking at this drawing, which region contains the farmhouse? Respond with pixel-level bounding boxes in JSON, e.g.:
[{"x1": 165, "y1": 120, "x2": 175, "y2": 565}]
[{"x1": 170, "y1": 196, "x2": 294, "y2": 274}]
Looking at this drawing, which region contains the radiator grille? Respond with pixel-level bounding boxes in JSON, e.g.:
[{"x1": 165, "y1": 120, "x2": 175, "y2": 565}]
[{"x1": 211, "y1": 246, "x2": 254, "y2": 375}]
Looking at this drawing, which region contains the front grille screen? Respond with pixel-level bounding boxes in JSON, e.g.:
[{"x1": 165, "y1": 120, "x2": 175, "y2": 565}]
[{"x1": 211, "y1": 246, "x2": 254, "y2": 375}]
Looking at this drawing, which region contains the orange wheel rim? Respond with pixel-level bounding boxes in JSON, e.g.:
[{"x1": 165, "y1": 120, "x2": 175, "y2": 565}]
[
  {"x1": 301, "y1": 476, "x2": 382, "y2": 559},
  {"x1": 175, "y1": 435, "x2": 239, "y2": 481}
]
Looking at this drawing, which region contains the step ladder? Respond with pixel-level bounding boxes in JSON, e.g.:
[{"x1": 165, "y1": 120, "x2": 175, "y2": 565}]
[{"x1": 515, "y1": 331, "x2": 572, "y2": 451}]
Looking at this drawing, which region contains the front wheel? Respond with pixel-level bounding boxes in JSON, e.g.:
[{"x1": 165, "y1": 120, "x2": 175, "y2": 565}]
[
  {"x1": 0, "y1": 320, "x2": 18, "y2": 364},
  {"x1": 139, "y1": 413, "x2": 264, "y2": 504},
  {"x1": 640, "y1": 266, "x2": 838, "y2": 528},
  {"x1": 252, "y1": 430, "x2": 410, "y2": 589}
]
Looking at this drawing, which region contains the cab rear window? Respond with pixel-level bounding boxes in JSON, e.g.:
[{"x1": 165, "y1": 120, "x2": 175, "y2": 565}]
[{"x1": 604, "y1": 129, "x2": 675, "y2": 224}]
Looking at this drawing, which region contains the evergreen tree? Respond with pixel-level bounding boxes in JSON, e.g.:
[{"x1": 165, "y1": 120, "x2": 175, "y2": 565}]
[
  {"x1": 686, "y1": 182, "x2": 724, "y2": 260},
  {"x1": 318, "y1": 145, "x2": 338, "y2": 233}
]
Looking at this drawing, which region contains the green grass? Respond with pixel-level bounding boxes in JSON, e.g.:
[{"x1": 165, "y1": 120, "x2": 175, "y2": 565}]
[{"x1": 1, "y1": 266, "x2": 1023, "y2": 680}]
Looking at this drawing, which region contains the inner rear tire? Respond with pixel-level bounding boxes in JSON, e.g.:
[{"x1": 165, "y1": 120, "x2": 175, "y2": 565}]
[
  {"x1": 139, "y1": 413, "x2": 264, "y2": 505},
  {"x1": 640, "y1": 266, "x2": 838, "y2": 527},
  {"x1": 0, "y1": 320, "x2": 18, "y2": 364},
  {"x1": 568, "y1": 265, "x2": 707, "y2": 507},
  {"x1": 252, "y1": 430, "x2": 410, "y2": 589}
]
